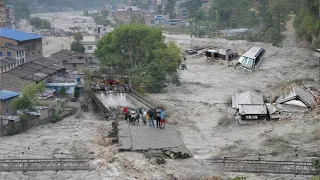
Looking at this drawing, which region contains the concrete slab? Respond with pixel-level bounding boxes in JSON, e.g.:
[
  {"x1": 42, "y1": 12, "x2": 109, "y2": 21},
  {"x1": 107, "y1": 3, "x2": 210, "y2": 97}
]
[{"x1": 118, "y1": 122, "x2": 186, "y2": 152}]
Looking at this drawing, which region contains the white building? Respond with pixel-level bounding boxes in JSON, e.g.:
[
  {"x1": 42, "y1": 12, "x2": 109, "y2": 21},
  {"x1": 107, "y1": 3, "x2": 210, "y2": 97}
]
[{"x1": 80, "y1": 36, "x2": 97, "y2": 55}]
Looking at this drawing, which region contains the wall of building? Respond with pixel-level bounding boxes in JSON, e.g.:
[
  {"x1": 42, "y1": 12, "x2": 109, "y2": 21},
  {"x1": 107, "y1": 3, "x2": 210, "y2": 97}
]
[
  {"x1": 17, "y1": 39, "x2": 43, "y2": 62},
  {"x1": 0, "y1": 37, "x2": 17, "y2": 46},
  {"x1": 65, "y1": 63, "x2": 86, "y2": 72},
  {"x1": 0, "y1": 97, "x2": 16, "y2": 115},
  {"x1": 0, "y1": 47, "x2": 26, "y2": 65},
  {"x1": 83, "y1": 44, "x2": 97, "y2": 54},
  {"x1": 0, "y1": 2, "x2": 5, "y2": 27}
]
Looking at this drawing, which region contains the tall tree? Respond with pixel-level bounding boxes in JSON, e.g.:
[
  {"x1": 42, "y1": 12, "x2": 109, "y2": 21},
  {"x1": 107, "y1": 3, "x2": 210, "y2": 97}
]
[
  {"x1": 74, "y1": 32, "x2": 83, "y2": 42},
  {"x1": 95, "y1": 24, "x2": 182, "y2": 92},
  {"x1": 165, "y1": 0, "x2": 176, "y2": 19},
  {"x1": 71, "y1": 41, "x2": 85, "y2": 53}
]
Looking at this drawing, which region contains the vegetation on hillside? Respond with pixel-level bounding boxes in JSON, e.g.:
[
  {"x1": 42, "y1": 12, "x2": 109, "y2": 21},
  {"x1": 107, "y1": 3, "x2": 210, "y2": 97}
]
[
  {"x1": 30, "y1": 17, "x2": 52, "y2": 29},
  {"x1": 294, "y1": 0, "x2": 320, "y2": 48},
  {"x1": 95, "y1": 24, "x2": 182, "y2": 92}
]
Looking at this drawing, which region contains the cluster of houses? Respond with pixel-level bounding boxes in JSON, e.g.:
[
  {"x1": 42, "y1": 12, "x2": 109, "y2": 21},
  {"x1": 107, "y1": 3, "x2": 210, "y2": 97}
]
[
  {"x1": 231, "y1": 86, "x2": 317, "y2": 122},
  {"x1": 0, "y1": 28, "x2": 94, "y2": 117}
]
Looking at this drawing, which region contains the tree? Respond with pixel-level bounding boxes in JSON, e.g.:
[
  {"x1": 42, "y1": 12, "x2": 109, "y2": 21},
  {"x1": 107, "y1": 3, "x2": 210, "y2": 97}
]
[
  {"x1": 130, "y1": 14, "x2": 146, "y2": 24},
  {"x1": 95, "y1": 24, "x2": 182, "y2": 92},
  {"x1": 74, "y1": 32, "x2": 83, "y2": 42},
  {"x1": 59, "y1": 87, "x2": 67, "y2": 96},
  {"x1": 71, "y1": 41, "x2": 85, "y2": 53},
  {"x1": 11, "y1": 82, "x2": 45, "y2": 115},
  {"x1": 101, "y1": 9, "x2": 109, "y2": 17},
  {"x1": 165, "y1": 0, "x2": 176, "y2": 19},
  {"x1": 83, "y1": 10, "x2": 89, "y2": 16},
  {"x1": 157, "y1": 4, "x2": 163, "y2": 15},
  {"x1": 30, "y1": 17, "x2": 52, "y2": 29}
]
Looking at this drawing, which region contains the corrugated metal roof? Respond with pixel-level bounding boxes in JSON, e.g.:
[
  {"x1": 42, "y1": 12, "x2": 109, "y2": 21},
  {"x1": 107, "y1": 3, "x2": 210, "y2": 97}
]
[
  {"x1": 0, "y1": 28, "x2": 42, "y2": 41},
  {"x1": 276, "y1": 86, "x2": 316, "y2": 108},
  {"x1": 232, "y1": 90, "x2": 264, "y2": 109},
  {"x1": 242, "y1": 47, "x2": 264, "y2": 59},
  {"x1": 238, "y1": 104, "x2": 267, "y2": 115},
  {"x1": 0, "y1": 90, "x2": 20, "y2": 100}
]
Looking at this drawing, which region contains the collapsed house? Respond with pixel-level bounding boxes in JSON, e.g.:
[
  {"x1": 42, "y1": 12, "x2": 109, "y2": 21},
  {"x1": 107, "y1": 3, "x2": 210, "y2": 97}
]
[
  {"x1": 267, "y1": 86, "x2": 316, "y2": 119},
  {"x1": 232, "y1": 90, "x2": 267, "y2": 121}
]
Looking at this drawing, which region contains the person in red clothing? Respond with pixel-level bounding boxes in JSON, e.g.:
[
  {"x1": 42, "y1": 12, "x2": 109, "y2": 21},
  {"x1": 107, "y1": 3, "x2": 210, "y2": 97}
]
[{"x1": 123, "y1": 107, "x2": 129, "y2": 122}]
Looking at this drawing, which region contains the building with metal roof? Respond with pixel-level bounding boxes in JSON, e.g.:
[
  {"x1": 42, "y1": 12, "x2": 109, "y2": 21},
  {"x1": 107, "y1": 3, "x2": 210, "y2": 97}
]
[
  {"x1": 232, "y1": 90, "x2": 267, "y2": 121},
  {"x1": 0, "y1": 28, "x2": 43, "y2": 62},
  {"x1": 0, "y1": 28, "x2": 42, "y2": 41},
  {"x1": 0, "y1": 89, "x2": 21, "y2": 115}
]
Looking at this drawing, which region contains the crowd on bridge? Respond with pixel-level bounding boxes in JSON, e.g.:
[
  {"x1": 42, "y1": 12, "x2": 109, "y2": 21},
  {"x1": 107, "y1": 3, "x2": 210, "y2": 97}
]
[{"x1": 122, "y1": 107, "x2": 166, "y2": 129}]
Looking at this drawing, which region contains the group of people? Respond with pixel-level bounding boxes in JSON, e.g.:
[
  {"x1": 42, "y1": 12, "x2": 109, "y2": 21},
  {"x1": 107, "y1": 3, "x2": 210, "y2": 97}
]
[{"x1": 123, "y1": 107, "x2": 166, "y2": 129}]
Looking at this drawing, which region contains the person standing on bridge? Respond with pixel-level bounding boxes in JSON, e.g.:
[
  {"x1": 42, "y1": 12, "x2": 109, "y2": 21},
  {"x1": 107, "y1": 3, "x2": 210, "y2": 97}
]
[
  {"x1": 149, "y1": 109, "x2": 154, "y2": 128},
  {"x1": 155, "y1": 109, "x2": 161, "y2": 128},
  {"x1": 123, "y1": 107, "x2": 129, "y2": 122},
  {"x1": 160, "y1": 109, "x2": 166, "y2": 129}
]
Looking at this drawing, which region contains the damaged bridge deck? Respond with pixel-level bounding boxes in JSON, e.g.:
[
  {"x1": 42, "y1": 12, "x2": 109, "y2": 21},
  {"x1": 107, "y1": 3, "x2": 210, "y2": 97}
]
[{"x1": 118, "y1": 121, "x2": 189, "y2": 155}]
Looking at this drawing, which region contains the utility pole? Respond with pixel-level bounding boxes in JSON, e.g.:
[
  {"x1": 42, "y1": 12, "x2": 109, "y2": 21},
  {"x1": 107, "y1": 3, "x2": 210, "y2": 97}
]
[{"x1": 0, "y1": 116, "x2": 3, "y2": 137}]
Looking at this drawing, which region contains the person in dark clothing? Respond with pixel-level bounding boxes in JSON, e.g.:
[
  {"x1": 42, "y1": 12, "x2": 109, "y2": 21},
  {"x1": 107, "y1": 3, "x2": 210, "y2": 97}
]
[{"x1": 155, "y1": 109, "x2": 161, "y2": 128}]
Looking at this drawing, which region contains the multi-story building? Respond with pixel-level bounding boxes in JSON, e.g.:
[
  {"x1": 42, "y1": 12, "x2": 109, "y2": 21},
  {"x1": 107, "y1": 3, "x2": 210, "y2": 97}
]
[
  {"x1": 0, "y1": 0, "x2": 5, "y2": 27},
  {"x1": 5, "y1": 5, "x2": 16, "y2": 29},
  {"x1": 0, "y1": 90, "x2": 20, "y2": 115},
  {"x1": 0, "y1": 45, "x2": 26, "y2": 66},
  {"x1": 0, "y1": 28, "x2": 43, "y2": 62}
]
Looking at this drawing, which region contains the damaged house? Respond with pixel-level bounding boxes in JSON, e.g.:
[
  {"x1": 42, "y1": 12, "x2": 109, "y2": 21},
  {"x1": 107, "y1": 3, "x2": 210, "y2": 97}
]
[
  {"x1": 267, "y1": 86, "x2": 316, "y2": 119},
  {"x1": 232, "y1": 90, "x2": 267, "y2": 121}
]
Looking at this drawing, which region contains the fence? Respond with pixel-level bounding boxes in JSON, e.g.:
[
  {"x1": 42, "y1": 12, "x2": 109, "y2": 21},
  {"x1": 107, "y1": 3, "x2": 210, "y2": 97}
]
[
  {"x1": 0, "y1": 158, "x2": 91, "y2": 172},
  {"x1": 0, "y1": 108, "x2": 77, "y2": 137},
  {"x1": 204, "y1": 158, "x2": 318, "y2": 175}
]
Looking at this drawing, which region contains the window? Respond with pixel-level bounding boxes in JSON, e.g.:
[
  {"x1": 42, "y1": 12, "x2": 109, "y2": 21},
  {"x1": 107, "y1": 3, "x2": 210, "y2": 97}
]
[
  {"x1": 87, "y1": 46, "x2": 93, "y2": 50},
  {"x1": 7, "y1": 52, "x2": 11, "y2": 56},
  {"x1": 103, "y1": 28, "x2": 106, "y2": 31},
  {"x1": 31, "y1": 45, "x2": 36, "y2": 51},
  {"x1": 0, "y1": 52, "x2": 2, "y2": 57},
  {"x1": 73, "y1": 64, "x2": 76, "y2": 68},
  {"x1": 16, "y1": 52, "x2": 18, "y2": 57}
]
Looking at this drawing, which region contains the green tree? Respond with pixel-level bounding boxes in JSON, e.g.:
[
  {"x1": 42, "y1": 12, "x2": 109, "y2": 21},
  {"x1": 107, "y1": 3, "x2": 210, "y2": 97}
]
[
  {"x1": 165, "y1": 0, "x2": 176, "y2": 20},
  {"x1": 71, "y1": 41, "x2": 85, "y2": 53},
  {"x1": 40, "y1": 19, "x2": 52, "y2": 29},
  {"x1": 83, "y1": 10, "x2": 89, "y2": 16},
  {"x1": 101, "y1": 9, "x2": 109, "y2": 17},
  {"x1": 130, "y1": 14, "x2": 146, "y2": 24},
  {"x1": 11, "y1": 82, "x2": 45, "y2": 115},
  {"x1": 157, "y1": 4, "x2": 163, "y2": 14},
  {"x1": 30, "y1": 17, "x2": 52, "y2": 29},
  {"x1": 95, "y1": 24, "x2": 181, "y2": 92},
  {"x1": 59, "y1": 87, "x2": 67, "y2": 96},
  {"x1": 74, "y1": 32, "x2": 83, "y2": 42}
]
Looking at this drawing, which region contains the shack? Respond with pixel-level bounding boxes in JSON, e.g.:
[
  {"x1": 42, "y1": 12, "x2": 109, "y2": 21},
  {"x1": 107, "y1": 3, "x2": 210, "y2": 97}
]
[
  {"x1": 232, "y1": 90, "x2": 267, "y2": 121},
  {"x1": 205, "y1": 49, "x2": 219, "y2": 58}
]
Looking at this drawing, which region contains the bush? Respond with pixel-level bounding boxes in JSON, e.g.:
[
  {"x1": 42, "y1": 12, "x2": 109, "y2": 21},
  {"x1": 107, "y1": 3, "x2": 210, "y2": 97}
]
[
  {"x1": 50, "y1": 114, "x2": 61, "y2": 123},
  {"x1": 7, "y1": 123, "x2": 22, "y2": 135}
]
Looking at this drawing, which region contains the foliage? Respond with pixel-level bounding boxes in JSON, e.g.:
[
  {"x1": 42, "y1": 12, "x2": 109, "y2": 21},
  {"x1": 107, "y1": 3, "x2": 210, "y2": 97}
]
[
  {"x1": 3, "y1": 0, "x2": 30, "y2": 20},
  {"x1": 11, "y1": 82, "x2": 45, "y2": 115},
  {"x1": 101, "y1": 9, "x2": 109, "y2": 17},
  {"x1": 71, "y1": 41, "x2": 85, "y2": 53},
  {"x1": 313, "y1": 157, "x2": 320, "y2": 177},
  {"x1": 10, "y1": 96, "x2": 33, "y2": 115},
  {"x1": 59, "y1": 87, "x2": 67, "y2": 96},
  {"x1": 7, "y1": 122, "x2": 22, "y2": 135},
  {"x1": 95, "y1": 24, "x2": 182, "y2": 92},
  {"x1": 157, "y1": 4, "x2": 163, "y2": 14},
  {"x1": 231, "y1": 177, "x2": 247, "y2": 180},
  {"x1": 130, "y1": 14, "x2": 146, "y2": 24},
  {"x1": 74, "y1": 32, "x2": 83, "y2": 42},
  {"x1": 164, "y1": 0, "x2": 176, "y2": 20},
  {"x1": 83, "y1": 10, "x2": 89, "y2": 16},
  {"x1": 294, "y1": 0, "x2": 319, "y2": 47},
  {"x1": 50, "y1": 113, "x2": 61, "y2": 123},
  {"x1": 30, "y1": 17, "x2": 52, "y2": 29}
]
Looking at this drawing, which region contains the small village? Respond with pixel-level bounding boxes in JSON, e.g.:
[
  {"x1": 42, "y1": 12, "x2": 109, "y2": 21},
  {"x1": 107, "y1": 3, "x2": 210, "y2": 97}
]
[{"x1": 0, "y1": 0, "x2": 320, "y2": 180}]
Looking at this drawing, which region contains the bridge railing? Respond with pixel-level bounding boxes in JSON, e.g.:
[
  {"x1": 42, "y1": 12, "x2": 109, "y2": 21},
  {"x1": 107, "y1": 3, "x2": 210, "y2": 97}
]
[
  {"x1": 204, "y1": 158, "x2": 317, "y2": 175},
  {"x1": 0, "y1": 158, "x2": 91, "y2": 172}
]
